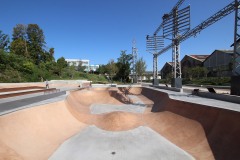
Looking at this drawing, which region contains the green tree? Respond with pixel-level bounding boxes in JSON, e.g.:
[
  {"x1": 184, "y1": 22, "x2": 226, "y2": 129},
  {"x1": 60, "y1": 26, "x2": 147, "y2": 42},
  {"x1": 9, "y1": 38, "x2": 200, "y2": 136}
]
[
  {"x1": 106, "y1": 59, "x2": 118, "y2": 83},
  {"x1": 96, "y1": 64, "x2": 107, "y2": 74},
  {"x1": 48, "y1": 48, "x2": 55, "y2": 61},
  {"x1": 187, "y1": 66, "x2": 209, "y2": 79},
  {"x1": 77, "y1": 61, "x2": 86, "y2": 72},
  {"x1": 27, "y1": 24, "x2": 46, "y2": 64},
  {"x1": 135, "y1": 57, "x2": 147, "y2": 83},
  {"x1": 10, "y1": 39, "x2": 29, "y2": 57},
  {"x1": 12, "y1": 24, "x2": 27, "y2": 40},
  {"x1": 0, "y1": 50, "x2": 8, "y2": 70},
  {"x1": 0, "y1": 30, "x2": 9, "y2": 50},
  {"x1": 116, "y1": 50, "x2": 132, "y2": 83},
  {"x1": 57, "y1": 57, "x2": 68, "y2": 76},
  {"x1": 11, "y1": 24, "x2": 29, "y2": 57}
]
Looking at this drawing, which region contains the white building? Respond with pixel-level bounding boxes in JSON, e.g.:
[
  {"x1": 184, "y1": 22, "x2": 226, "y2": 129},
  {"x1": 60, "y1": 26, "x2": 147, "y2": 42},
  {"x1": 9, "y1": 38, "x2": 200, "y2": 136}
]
[
  {"x1": 65, "y1": 59, "x2": 89, "y2": 67},
  {"x1": 89, "y1": 65, "x2": 99, "y2": 72},
  {"x1": 65, "y1": 59, "x2": 99, "y2": 72}
]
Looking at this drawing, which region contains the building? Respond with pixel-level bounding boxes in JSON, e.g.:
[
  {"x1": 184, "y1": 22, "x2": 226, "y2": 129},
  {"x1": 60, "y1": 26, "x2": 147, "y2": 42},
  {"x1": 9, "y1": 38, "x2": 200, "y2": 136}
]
[
  {"x1": 129, "y1": 71, "x2": 161, "y2": 82},
  {"x1": 89, "y1": 65, "x2": 100, "y2": 72},
  {"x1": 203, "y1": 50, "x2": 234, "y2": 77},
  {"x1": 181, "y1": 55, "x2": 209, "y2": 78},
  {"x1": 160, "y1": 62, "x2": 173, "y2": 79},
  {"x1": 65, "y1": 59, "x2": 89, "y2": 68},
  {"x1": 65, "y1": 59, "x2": 99, "y2": 72}
]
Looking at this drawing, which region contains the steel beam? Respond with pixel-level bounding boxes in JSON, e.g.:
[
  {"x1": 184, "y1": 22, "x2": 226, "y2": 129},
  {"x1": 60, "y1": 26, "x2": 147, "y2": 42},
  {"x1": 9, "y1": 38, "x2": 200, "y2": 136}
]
[
  {"x1": 231, "y1": 0, "x2": 240, "y2": 95},
  {"x1": 157, "y1": 0, "x2": 240, "y2": 56},
  {"x1": 233, "y1": 0, "x2": 240, "y2": 76}
]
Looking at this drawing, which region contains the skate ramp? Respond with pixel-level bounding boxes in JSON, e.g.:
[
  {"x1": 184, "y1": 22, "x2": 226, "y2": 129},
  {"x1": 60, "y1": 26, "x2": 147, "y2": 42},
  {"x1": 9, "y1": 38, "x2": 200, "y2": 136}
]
[
  {"x1": 49, "y1": 126, "x2": 194, "y2": 160},
  {"x1": 141, "y1": 87, "x2": 240, "y2": 160},
  {"x1": 0, "y1": 101, "x2": 87, "y2": 160},
  {"x1": 0, "y1": 87, "x2": 239, "y2": 159}
]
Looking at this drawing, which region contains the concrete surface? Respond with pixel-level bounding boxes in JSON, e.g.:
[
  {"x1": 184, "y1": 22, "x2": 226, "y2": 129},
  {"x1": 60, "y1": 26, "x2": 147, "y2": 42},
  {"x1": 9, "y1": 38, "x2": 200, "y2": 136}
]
[
  {"x1": 0, "y1": 91, "x2": 66, "y2": 115},
  {"x1": 49, "y1": 125, "x2": 194, "y2": 160},
  {"x1": 0, "y1": 86, "x2": 239, "y2": 160},
  {"x1": 145, "y1": 86, "x2": 240, "y2": 112},
  {"x1": 91, "y1": 95, "x2": 146, "y2": 114},
  {"x1": 91, "y1": 104, "x2": 146, "y2": 114}
]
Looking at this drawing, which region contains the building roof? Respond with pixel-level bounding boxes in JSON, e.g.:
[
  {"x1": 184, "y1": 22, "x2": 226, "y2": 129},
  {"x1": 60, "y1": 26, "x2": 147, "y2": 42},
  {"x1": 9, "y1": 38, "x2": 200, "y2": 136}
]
[
  {"x1": 188, "y1": 55, "x2": 209, "y2": 62},
  {"x1": 203, "y1": 50, "x2": 234, "y2": 63},
  {"x1": 216, "y1": 50, "x2": 234, "y2": 54},
  {"x1": 167, "y1": 62, "x2": 173, "y2": 66},
  {"x1": 160, "y1": 62, "x2": 173, "y2": 72}
]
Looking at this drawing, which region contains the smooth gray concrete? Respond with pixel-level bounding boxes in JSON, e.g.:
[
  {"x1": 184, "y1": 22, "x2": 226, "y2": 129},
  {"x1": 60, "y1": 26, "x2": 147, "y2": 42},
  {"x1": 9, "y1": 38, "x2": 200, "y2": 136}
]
[
  {"x1": 127, "y1": 95, "x2": 145, "y2": 105},
  {"x1": 145, "y1": 86, "x2": 240, "y2": 112},
  {"x1": 49, "y1": 126, "x2": 195, "y2": 160},
  {"x1": 90, "y1": 104, "x2": 146, "y2": 114},
  {"x1": 0, "y1": 92, "x2": 66, "y2": 115},
  {"x1": 91, "y1": 95, "x2": 146, "y2": 114}
]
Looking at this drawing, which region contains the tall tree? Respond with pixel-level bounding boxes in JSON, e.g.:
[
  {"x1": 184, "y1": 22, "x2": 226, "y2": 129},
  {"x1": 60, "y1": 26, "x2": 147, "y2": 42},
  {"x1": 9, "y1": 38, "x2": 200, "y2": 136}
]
[
  {"x1": 11, "y1": 24, "x2": 28, "y2": 56},
  {"x1": 116, "y1": 50, "x2": 132, "y2": 83},
  {"x1": 57, "y1": 57, "x2": 68, "y2": 76},
  {"x1": 106, "y1": 59, "x2": 118, "y2": 83},
  {"x1": 0, "y1": 30, "x2": 9, "y2": 50},
  {"x1": 135, "y1": 57, "x2": 147, "y2": 83},
  {"x1": 10, "y1": 39, "x2": 28, "y2": 57},
  {"x1": 12, "y1": 24, "x2": 27, "y2": 40},
  {"x1": 27, "y1": 24, "x2": 46, "y2": 63},
  {"x1": 96, "y1": 64, "x2": 107, "y2": 74},
  {"x1": 77, "y1": 61, "x2": 86, "y2": 72}
]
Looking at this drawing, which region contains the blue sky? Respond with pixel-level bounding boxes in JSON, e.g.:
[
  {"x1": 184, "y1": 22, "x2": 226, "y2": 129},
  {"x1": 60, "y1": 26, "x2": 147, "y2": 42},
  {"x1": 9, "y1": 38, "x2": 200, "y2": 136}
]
[{"x1": 0, "y1": 0, "x2": 235, "y2": 70}]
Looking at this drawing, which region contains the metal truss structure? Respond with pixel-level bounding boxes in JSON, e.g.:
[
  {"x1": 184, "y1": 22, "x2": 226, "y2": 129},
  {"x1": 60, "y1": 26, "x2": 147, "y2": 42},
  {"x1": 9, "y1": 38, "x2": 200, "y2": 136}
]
[
  {"x1": 233, "y1": 0, "x2": 240, "y2": 76},
  {"x1": 157, "y1": 0, "x2": 240, "y2": 56},
  {"x1": 154, "y1": 0, "x2": 185, "y2": 35},
  {"x1": 163, "y1": 5, "x2": 190, "y2": 79},
  {"x1": 131, "y1": 39, "x2": 138, "y2": 83},
  {"x1": 148, "y1": 0, "x2": 240, "y2": 89},
  {"x1": 231, "y1": 0, "x2": 240, "y2": 95},
  {"x1": 146, "y1": 35, "x2": 164, "y2": 85},
  {"x1": 148, "y1": 0, "x2": 187, "y2": 86}
]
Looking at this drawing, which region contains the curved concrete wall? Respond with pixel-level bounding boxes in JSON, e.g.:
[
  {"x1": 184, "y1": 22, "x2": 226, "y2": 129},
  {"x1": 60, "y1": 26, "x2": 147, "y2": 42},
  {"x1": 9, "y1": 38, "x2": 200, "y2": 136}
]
[
  {"x1": 141, "y1": 87, "x2": 240, "y2": 160},
  {"x1": 1, "y1": 87, "x2": 238, "y2": 159}
]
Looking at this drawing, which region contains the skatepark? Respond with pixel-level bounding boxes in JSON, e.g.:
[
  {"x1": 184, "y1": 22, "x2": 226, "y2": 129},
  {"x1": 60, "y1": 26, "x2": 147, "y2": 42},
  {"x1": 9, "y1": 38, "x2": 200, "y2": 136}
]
[{"x1": 0, "y1": 81, "x2": 240, "y2": 160}]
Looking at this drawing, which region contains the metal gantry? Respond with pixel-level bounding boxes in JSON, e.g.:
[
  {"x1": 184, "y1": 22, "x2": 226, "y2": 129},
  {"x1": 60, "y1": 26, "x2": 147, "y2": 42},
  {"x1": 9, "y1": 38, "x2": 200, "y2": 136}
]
[
  {"x1": 154, "y1": 0, "x2": 186, "y2": 35},
  {"x1": 231, "y1": 0, "x2": 240, "y2": 95},
  {"x1": 233, "y1": 0, "x2": 240, "y2": 76},
  {"x1": 162, "y1": 5, "x2": 190, "y2": 83},
  {"x1": 147, "y1": 0, "x2": 240, "y2": 93},
  {"x1": 147, "y1": 0, "x2": 187, "y2": 86},
  {"x1": 132, "y1": 39, "x2": 138, "y2": 83},
  {"x1": 146, "y1": 35, "x2": 164, "y2": 85},
  {"x1": 157, "y1": 0, "x2": 240, "y2": 56}
]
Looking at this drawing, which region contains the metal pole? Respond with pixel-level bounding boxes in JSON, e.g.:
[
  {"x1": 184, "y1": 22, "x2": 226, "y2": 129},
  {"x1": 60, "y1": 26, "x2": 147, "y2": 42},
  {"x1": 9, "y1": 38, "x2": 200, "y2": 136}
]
[
  {"x1": 152, "y1": 35, "x2": 159, "y2": 85},
  {"x1": 233, "y1": 0, "x2": 238, "y2": 73},
  {"x1": 231, "y1": 0, "x2": 240, "y2": 95}
]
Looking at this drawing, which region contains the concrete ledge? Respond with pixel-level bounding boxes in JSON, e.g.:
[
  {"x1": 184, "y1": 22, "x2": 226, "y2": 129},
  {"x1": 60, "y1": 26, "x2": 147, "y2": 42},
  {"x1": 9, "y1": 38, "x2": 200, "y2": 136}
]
[
  {"x1": 150, "y1": 85, "x2": 183, "y2": 92},
  {"x1": 185, "y1": 84, "x2": 230, "y2": 89},
  {"x1": 197, "y1": 91, "x2": 240, "y2": 104},
  {"x1": 0, "y1": 91, "x2": 66, "y2": 115}
]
